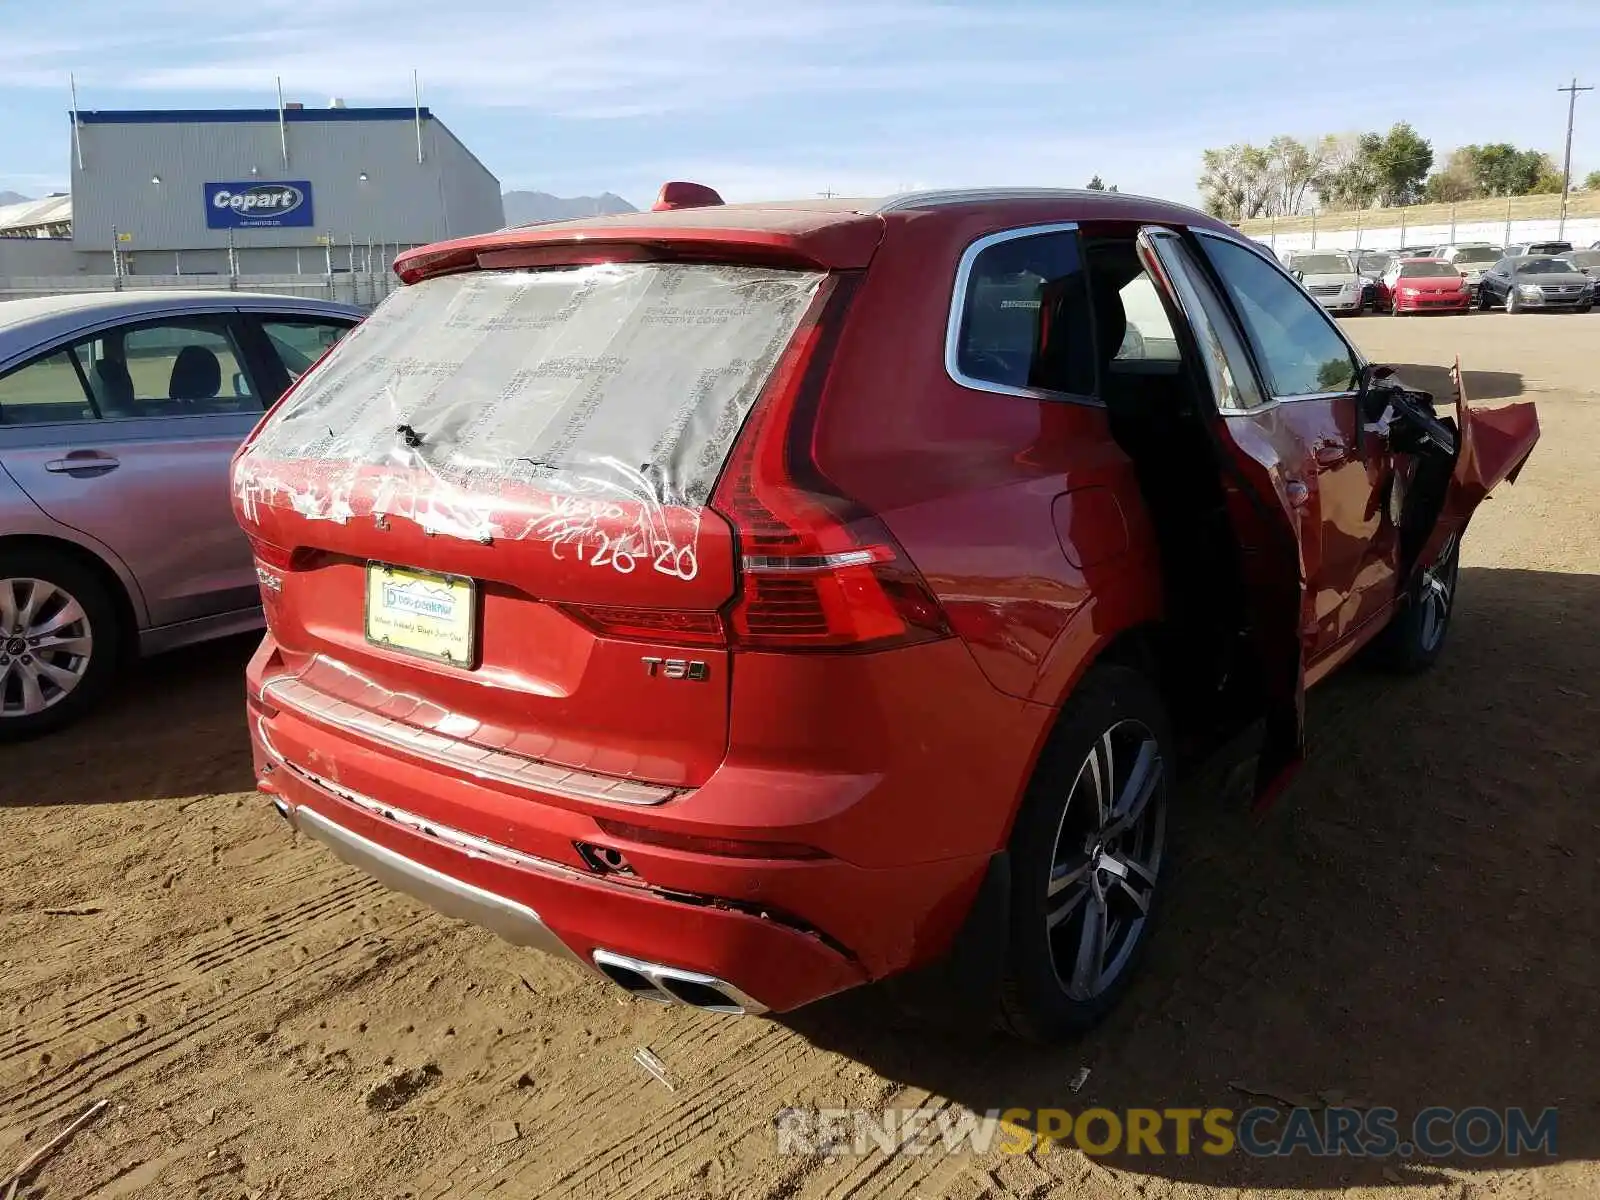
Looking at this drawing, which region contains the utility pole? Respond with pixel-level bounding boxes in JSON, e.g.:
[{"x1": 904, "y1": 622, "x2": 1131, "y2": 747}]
[{"x1": 1557, "y1": 77, "x2": 1592, "y2": 239}]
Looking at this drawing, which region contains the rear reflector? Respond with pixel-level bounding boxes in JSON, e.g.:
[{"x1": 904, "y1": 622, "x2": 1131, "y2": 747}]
[
  {"x1": 560, "y1": 604, "x2": 725, "y2": 647},
  {"x1": 595, "y1": 818, "x2": 827, "y2": 861}
]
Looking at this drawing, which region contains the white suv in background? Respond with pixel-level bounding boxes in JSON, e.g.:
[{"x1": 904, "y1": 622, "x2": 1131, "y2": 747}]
[{"x1": 1433, "y1": 243, "x2": 1504, "y2": 296}]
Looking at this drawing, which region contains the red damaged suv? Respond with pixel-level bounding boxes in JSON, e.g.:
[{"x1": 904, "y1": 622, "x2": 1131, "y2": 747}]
[{"x1": 234, "y1": 186, "x2": 1538, "y2": 1040}]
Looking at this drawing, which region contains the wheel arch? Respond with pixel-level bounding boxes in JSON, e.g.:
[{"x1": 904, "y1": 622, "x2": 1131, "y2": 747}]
[{"x1": 0, "y1": 533, "x2": 143, "y2": 662}]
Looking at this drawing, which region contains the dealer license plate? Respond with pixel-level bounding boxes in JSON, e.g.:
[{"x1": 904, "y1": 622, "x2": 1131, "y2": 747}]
[{"x1": 364, "y1": 563, "x2": 476, "y2": 666}]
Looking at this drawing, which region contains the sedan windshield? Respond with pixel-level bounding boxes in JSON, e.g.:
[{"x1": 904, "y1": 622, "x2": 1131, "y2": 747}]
[
  {"x1": 1451, "y1": 247, "x2": 1500, "y2": 264},
  {"x1": 1294, "y1": 254, "x2": 1352, "y2": 275},
  {"x1": 1515, "y1": 258, "x2": 1574, "y2": 275},
  {"x1": 1399, "y1": 262, "x2": 1459, "y2": 278}
]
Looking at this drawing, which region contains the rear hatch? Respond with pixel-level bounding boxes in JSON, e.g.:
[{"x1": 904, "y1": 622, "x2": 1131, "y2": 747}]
[{"x1": 234, "y1": 257, "x2": 828, "y2": 789}]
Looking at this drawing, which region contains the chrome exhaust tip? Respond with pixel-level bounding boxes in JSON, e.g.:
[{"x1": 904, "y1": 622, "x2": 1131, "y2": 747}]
[{"x1": 591, "y1": 949, "x2": 768, "y2": 1015}]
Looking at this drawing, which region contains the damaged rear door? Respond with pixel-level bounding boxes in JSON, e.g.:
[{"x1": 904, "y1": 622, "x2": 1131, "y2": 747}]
[{"x1": 1134, "y1": 226, "x2": 1311, "y2": 803}]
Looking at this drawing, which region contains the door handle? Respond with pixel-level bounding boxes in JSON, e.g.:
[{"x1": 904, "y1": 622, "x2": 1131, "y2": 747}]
[
  {"x1": 1313, "y1": 439, "x2": 1347, "y2": 466},
  {"x1": 44, "y1": 451, "x2": 121, "y2": 477}
]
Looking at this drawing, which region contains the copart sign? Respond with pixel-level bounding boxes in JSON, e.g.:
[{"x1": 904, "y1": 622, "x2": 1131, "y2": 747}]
[{"x1": 204, "y1": 181, "x2": 314, "y2": 229}]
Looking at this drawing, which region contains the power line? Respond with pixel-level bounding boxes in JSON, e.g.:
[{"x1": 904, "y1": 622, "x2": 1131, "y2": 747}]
[{"x1": 1557, "y1": 76, "x2": 1593, "y2": 238}]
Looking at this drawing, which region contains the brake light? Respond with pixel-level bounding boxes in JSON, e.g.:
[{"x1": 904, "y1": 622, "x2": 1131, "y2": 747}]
[{"x1": 710, "y1": 278, "x2": 952, "y2": 652}]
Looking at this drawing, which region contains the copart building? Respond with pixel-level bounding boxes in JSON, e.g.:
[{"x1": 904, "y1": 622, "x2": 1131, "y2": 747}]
[{"x1": 12, "y1": 101, "x2": 503, "y2": 277}]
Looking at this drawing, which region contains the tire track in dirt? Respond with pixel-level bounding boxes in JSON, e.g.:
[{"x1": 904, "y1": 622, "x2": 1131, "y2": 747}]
[
  {"x1": 0, "y1": 878, "x2": 441, "y2": 1135},
  {"x1": 504, "y1": 1025, "x2": 886, "y2": 1199},
  {"x1": 0, "y1": 872, "x2": 381, "y2": 1064}
]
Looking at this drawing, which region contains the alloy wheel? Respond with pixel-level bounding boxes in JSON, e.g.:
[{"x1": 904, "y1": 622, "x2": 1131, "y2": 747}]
[
  {"x1": 0, "y1": 577, "x2": 95, "y2": 718},
  {"x1": 1417, "y1": 535, "x2": 1458, "y2": 654},
  {"x1": 1044, "y1": 719, "x2": 1167, "y2": 1001}
]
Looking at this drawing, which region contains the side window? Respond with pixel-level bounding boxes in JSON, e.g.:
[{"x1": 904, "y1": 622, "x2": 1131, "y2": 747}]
[
  {"x1": 261, "y1": 319, "x2": 354, "y2": 384},
  {"x1": 951, "y1": 229, "x2": 1095, "y2": 397},
  {"x1": 1139, "y1": 230, "x2": 1264, "y2": 412},
  {"x1": 1201, "y1": 235, "x2": 1361, "y2": 397},
  {"x1": 1114, "y1": 273, "x2": 1181, "y2": 361},
  {"x1": 73, "y1": 318, "x2": 260, "y2": 418},
  {"x1": 0, "y1": 350, "x2": 99, "y2": 426}
]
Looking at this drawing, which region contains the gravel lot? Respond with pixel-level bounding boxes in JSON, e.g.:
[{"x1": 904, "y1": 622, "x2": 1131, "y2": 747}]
[{"x1": 2, "y1": 313, "x2": 1597, "y2": 1200}]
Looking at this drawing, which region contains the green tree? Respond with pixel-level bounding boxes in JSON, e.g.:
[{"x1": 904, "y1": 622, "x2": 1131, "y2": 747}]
[
  {"x1": 1585, "y1": 169, "x2": 1600, "y2": 191},
  {"x1": 1085, "y1": 175, "x2": 1106, "y2": 191},
  {"x1": 1466, "y1": 144, "x2": 1549, "y2": 196},
  {"x1": 1316, "y1": 133, "x2": 1381, "y2": 210},
  {"x1": 1424, "y1": 146, "x2": 1483, "y2": 203},
  {"x1": 1368, "y1": 122, "x2": 1433, "y2": 205},
  {"x1": 1528, "y1": 155, "x2": 1565, "y2": 194}
]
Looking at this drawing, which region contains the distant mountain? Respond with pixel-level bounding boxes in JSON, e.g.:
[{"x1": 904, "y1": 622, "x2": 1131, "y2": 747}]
[
  {"x1": 501, "y1": 191, "x2": 637, "y2": 227},
  {"x1": 0, "y1": 190, "x2": 32, "y2": 207}
]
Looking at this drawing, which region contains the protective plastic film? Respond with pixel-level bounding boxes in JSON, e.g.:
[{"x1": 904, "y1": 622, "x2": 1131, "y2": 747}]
[{"x1": 236, "y1": 262, "x2": 824, "y2": 561}]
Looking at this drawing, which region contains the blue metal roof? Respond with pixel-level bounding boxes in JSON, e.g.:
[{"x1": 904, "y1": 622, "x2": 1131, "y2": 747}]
[{"x1": 72, "y1": 107, "x2": 433, "y2": 125}]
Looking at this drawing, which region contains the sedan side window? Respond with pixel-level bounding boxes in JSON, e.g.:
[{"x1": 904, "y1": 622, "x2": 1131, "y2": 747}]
[
  {"x1": 72, "y1": 319, "x2": 260, "y2": 418},
  {"x1": 261, "y1": 319, "x2": 354, "y2": 384},
  {"x1": 950, "y1": 228, "x2": 1095, "y2": 397},
  {"x1": 0, "y1": 350, "x2": 100, "y2": 425},
  {"x1": 1199, "y1": 235, "x2": 1362, "y2": 398}
]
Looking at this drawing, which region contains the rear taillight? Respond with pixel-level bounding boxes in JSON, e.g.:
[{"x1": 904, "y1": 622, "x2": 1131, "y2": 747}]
[{"x1": 710, "y1": 278, "x2": 951, "y2": 653}]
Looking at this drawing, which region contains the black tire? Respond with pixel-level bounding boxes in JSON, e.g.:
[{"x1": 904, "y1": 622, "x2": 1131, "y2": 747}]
[
  {"x1": 1375, "y1": 534, "x2": 1461, "y2": 674},
  {"x1": 0, "y1": 548, "x2": 123, "y2": 741},
  {"x1": 1505, "y1": 289, "x2": 1521, "y2": 314},
  {"x1": 1577, "y1": 303, "x2": 1593, "y2": 315},
  {"x1": 996, "y1": 664, "x2": 1174, "y2": 1041},
  {"x1": 1476, "y1": 286, "x2": 1491, "y2": 311}
]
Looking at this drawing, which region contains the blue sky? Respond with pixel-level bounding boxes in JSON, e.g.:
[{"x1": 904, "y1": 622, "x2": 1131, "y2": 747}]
[{"x1": 2, "y1": 0, "x2": 1598, "y2": 207}]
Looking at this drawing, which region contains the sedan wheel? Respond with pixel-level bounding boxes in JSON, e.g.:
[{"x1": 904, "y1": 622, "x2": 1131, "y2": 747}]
[
  {"x1": 1505, "y1": 289, "x2": 1521, "y2": 314},
  {"x1": 0, "y1": 577, "x2": 94, "y2": 717},
  {"x1": 0, "y1": 552, "x2": 121, "y2": 740}
]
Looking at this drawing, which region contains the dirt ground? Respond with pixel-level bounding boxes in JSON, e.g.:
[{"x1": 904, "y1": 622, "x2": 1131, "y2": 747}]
[{"x1": 3, "y1": 313, "x2": 1597, "y2": 1200}]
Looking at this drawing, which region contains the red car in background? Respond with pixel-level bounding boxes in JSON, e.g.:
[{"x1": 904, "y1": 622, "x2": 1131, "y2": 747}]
[
  {"x1": 233, "y1": 185, "x2": 1539, "y2": 1040},
  {"x1": 1384, "y1": 257, "x2": 1473, "y2": 314}
]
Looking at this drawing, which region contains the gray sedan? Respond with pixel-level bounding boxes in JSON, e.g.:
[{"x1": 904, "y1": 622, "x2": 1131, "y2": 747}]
[
  {"x1": 1474, "y1": 256, "x2": 1595, "y2": 313},
  {"x1": 0, "y1": 290, "x2": 361, "y2": 737}
]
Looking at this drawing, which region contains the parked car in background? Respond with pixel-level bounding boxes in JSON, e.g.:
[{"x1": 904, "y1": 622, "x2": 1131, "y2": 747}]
[
  {"x1": 1353, "y1": 250, "x2": 1395, "y2": 311},
  {"x1": 1476, "y1": 255, "x2": 1595, "y2": 313},
  {"x1": 1383, "y1": 258, "x2": 1472, "y2": 315},
  {"x1": 1556, "y1": 249, "x2": 1600, "y2": 284},
  {"x1": 0, "y1": 291, "x2": 361, "y2": 737},
  {"x1": 1432, "y1": 243, "x2": 1503, "y2": 297},
  {"x1": 1288, "y1": 250, "x2": 1365, "y2": 314},
  {"x1": 234, "y1": 185, "x2": 1538, "y2": 1040},
  {"x1": 1504, "y1": 241, "x2": 1573, "y2": 258},
  {"x1": 1396, "y1": 245, "x2": 1439, "y2": 259}
]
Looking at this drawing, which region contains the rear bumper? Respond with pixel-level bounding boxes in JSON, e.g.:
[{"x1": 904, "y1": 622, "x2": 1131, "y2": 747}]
[
  {"x1": 247, "y1": 635, "x2": 1034, "y2": 1013},
  {"x1": 262, "y1": 748, "x2": 870, "y2": 1012}
]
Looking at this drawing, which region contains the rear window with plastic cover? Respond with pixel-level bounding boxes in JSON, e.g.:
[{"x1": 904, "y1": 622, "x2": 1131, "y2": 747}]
[{"x1": 236, "y1": 263, "x2": 823, "y2": 537}]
